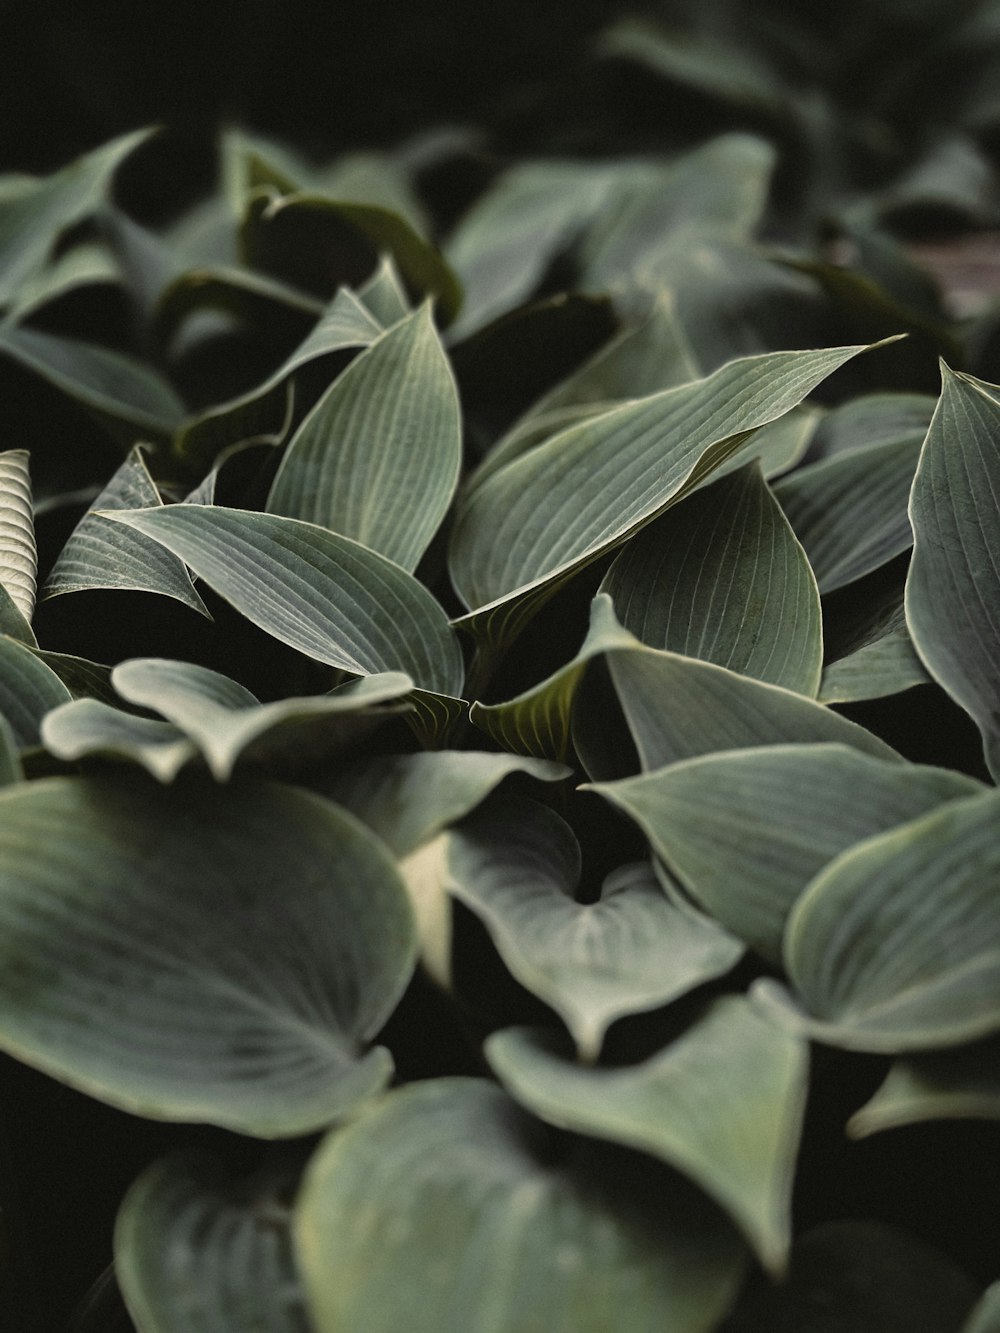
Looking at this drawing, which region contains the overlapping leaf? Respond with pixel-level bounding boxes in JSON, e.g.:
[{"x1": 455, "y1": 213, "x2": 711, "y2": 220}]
[
  {"x1": 447, "y1": 799, "x2": 743, "y2": 1058},
  {"x1": 115, "y1": 1155, "x2": 311, "y2": 1333},
  {"x1": 43, "y1": 446, "x2": 210, "y2": 615},
  {"x1": 42, "y1": 701, "x2": 197, "y2": 783},
  {"x1": 104, "y1": 506, "x2": 465, "y2": 698},
  {"x1": 0, "y1": 635, "x2": 72, "y2": 747},
  {"x1": 0, "y1": 775, "x2": 417, "y2": 1135},
  {"x1": 592, "y1": 744, "x2": 982, "y2": 961},
  {"x1": 0, "y1": 449, "x2": 36, "y2": 624},
  {"x1": 848, "y1": 1035, "x2": 1000, "y2": 1137},
  {"x1": 267, "y1": 304, "x2": 461, "y2": 571},
  {"x1": 819, "y1": 587, "x2": 930, "y2": 702},
  {"x1": 294, "y1": 1078, "x2": 746, "y2": 1333},
  {"x1": 905, "y1": 365, "x2": 1000, "y2": 779},
  {"x1": 601, "y1": 462, "x2": 822, "y2": 695},
  {"x1": 487, "y1": 995, "x2": 808, "y2": 1272},
  {"x1": 450, "y1": 343, "x2": 872, "y2": 646}
]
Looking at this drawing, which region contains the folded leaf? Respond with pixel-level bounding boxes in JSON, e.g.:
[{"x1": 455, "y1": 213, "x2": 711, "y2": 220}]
[
  {"x1": 294, "y1": 1078, "x2": 746, "y2": 1333},
  {"x1": 42, "y1": 699, "x2": 197, "y2": 783},
  {"x1": 848, "y1": 1035, "x2": 1000, "y2": 1137},
  {"x1": 0, "y1": 774, "x2": 417, "y2": 1135},
  {"x1": 487, "y1": 995, "x2": 808, "y2": 1272}
]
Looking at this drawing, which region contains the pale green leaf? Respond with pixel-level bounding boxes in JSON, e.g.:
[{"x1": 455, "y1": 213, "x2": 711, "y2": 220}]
[
  {"x1": 487, "y1": 995, "x2": 808, "y2": 1272},
  {"x1": 43, "y1": 445, "x2": 210, "y2": 615},
  {"x1": 0, "y1": 579, "x2": 36, "y2": 645},
  {"x1": 773, "y1": 436, "x2": 921, "y2": 592},
  {"x1": 111, "y1": 657, "x2": 413, "y2": 781},
  {"x1": 963, "y1": 1282, "x2": 1000, "y2": 1333},
  {"x1": 357, "y1": 253, "x2": 412, "y2": 325},
  {"x1": 31, "y1": 649, "x2": 115, "y2": 703},
  {"x1": 267, "y1": 304, "x2": 461, "y2": 571},
  {"x1": 104, "y1": 506, "x2": 465, "y2": 697},
  {"x1": 820, "y1": 588, "x2": 931, "y2": 702},
  {"x1": 115, "y1": 1154, "x2": 311, "y2": 1333},
  {"x1": 0, "y1": 449, "x2": 36, "y2": 624},
  {"x1": 848, "y1": 1035, "x2": 1000, "y2": 1138},
  {"x1": 322, "y1": 751, "x2": 569, "y2": 858},
  {"x1": 450, "y1": 344, "x2": 873, "y2": 647},
  {"x1": 448, "y1": 799, "x2": 742, "y2": 1059},
  {"x1": 601, "y1": 462, "x2": 822, "y2": 695},
  {"x1": 294, "y1": 1078, "x2": 746, "y2": 1333},
  {"x1": 591, "y1": 744, "x2": 982, "y2": 962},
  {"x1": 0, "y1": 775, "x2": 417, "y2": 1135},
  {"x1": 767, "y1": 789, "x2": 1000, "y2": 1052},
  {"x1": 905, "y1": 364, "x2": 1000, "y2": 779},
  {"x1": 807, "y1": 391, "x2": 935, "y2": 460},
  {"x1": 7, "y1": 238, "x2": 120, "y2": 323},
  {"x1": 0, "y1": 634, "x2": 72, "y2": 747},
  {"x1": 0, "y1": 713, "x2": 22, "y2": 785},
  {"x1": 41, "y1": 699, "x2": 197, "y2": 783}
]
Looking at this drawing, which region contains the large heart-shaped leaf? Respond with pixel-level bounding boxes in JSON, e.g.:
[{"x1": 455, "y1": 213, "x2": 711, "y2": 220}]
[
  {"x1": 847, "y1": 1035, "x2": 1000, "y2": 1138},
  {"x1": 0, "y1": 774, "x2": 417, "y2": 1135},
  {"x1": 487, "y1": 995, "x2": 808, "y2": 1272},
  {"x1": 43, "y1": 445, "x2": 210, "y2": 616},
  {"x1": 447, "y1": 798, "x2": 743, "y2": 1058},
  {"x1": 267, "y1": 303, "x2": 461, "y2": 571},
  {"x1": 591, "y1": 745, "x2": 982, "y2": 961},
  {"x1": 601, "y1": 462, "x2": 822, "y2": 695},
  {"x1": 905, "y1": 364, "x2": 1000, "y2": 779},
  {"x1": 115, "y1": 1154, "x2": 311, "y2": 1333},
  {"x1": 104, "y1": 505, "x2": 465, "y2": 698},
  {"x1": 294, "y1": 1077, "x2": 746, "y2": 1333},
  {"x1": 450, "y1": 344, "x2": 870, "y2": 646},
  {"x1": 0, "y1": 635, "x2": 72, "y2": 747},
  {"x1": 755, "y1": 789, "x2": 1000, "y2": 1052}
]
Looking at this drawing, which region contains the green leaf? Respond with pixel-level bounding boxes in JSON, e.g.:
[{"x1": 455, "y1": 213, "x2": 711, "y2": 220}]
[
  {"x1": 43, "y1": 446, "x2": 210, "y2": 616},
  {"x1": 591, "y1": 744, "x2": 982, "y2": 962},
  {"x1": 0, "y1": 323, "x2": 185, "y2": 444},
  {"x1": 807, "y1": 391, "x2": 934, "y2": 460},
  {"x1": 487, "y1": 995, "x2": 808, "y2": 1273},
  {"x1": 42, "y1": 699, "x2": 197, "y2": 783},
  {"x1": 773, "y1": 436, "x2": 922, "y2": 592},
  {"x1": 31, "y1": 649, "x2": 115, "y2": 703},
  {"x1": 267, "y1": 304, "x2": 461, "y2": 572},
  {"x1": 7, "y1": 237, "x2": 121, "y2": 323},
  {"x1": 0, "y1": 579, "x2": 36, "y2": 645},
  {"x1": 601, "y1": 462, "x2": 822, "y2": 695},
  {"x1": 0, "y1": 713, "x2": 23, "y2": 785},
  {"x1": 115, "y1": 1154, "x2": 311, "y2": 1333},
  {"x1": 321, "y1": 751, "x2": 569, "y2": 858},
  {"x1": 759, "y1": 789, "x2": 1000, "y2": 1052},
  {"x1": 905, "y1": 364, "x2": 1000, "y2": 779},
  {"x1": 0, "y1": 129, "x2": 151, "y2": 310},
  {"x1": 963, "y1": 1282, "x2": 1000, "y2": 1333},
  {"x1": 294, "y1": 1078, "x2": 746, "y2": 1333},
  {"x1": 0, "y1": 634, "x2": 72, "y2": 747},
  {"x1": 0, "y1": 774, "x2": 417, "y2": 1135},
  {"x1": 111, "y1": 656, "x2": 413, "y2": 780},
  {"x1": 0, "y1": 449, "x2": 36, "y2": 625},
  {"x1": 448, "y1": 798, "x2": 742, "y2": 1059},
  {"x1": 847, "y1": 1035, "x2": 1000, "y2": 1138},
  {"x1": 357, "y1": 253, "x2": 412, "y2": 325},
  {"x1": 819, "y1": 585, "x2": 931, "y2": 702},
  {"x1": 450, "y1": 344, "x2": 873, "y2": 648},
  {"x1": 103, "y1": 505, "x2": 465, "y2": 698}
]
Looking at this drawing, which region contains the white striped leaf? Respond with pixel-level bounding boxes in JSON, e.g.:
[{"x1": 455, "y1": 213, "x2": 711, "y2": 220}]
[
  {"x1": 486, "y1": 995, "x2": 808, "y2": 1273},
  {"x1": 0, "y1": 774, "x2": 417, "y2": 1135},
  {"x1": 268, "y1": 304, "x2": 461, "y2": 571},
  {"x1": 294, "y1": 1078, "x2": 746, "y2": 1333},
  {"x1": 905, "y1": 365, "x2": 1000, "y2": 780},
  {"x1": 0, "y1": 450, "x2": 36, "y2": 625}
]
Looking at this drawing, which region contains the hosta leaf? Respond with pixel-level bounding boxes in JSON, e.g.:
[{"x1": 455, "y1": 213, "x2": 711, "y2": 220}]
[
  {"x1": 601, "y1": 462, "x2": 822, "y2": 695},
  {"x1": 42, "y1": 699, "x2": 196, "y2": 782},
  {"x1": 0, "y1": 579, "x2": 35, "y2": 645},
  {"x1": 0, "y1": 714, "x2": 22, "y2": 785},
  {"x1": 104, "y1": 506, "x2": 465, "y2": 697},
  {"x1": 450, "y1": 344, "x2": 872, "y2": 647},
  {"x1": 592, "y1": 745, "x2": 982, "y2": 962},
  {"x1": 0, "y1": 323, "x2": 185, "y2": 444},
  {"x1": 267, "y1": 304, "x2": 461, "y2": 571},
  {"x1": 772, "y1": 436, "x2": 922, "y2": 592},
  {"x1": 848, "y1": 1035, "x2": 1000, "y2": 1137},
  {"x1": 8, "y1": 238, "x2": 121, "y2": 322},
  {"x1": 758, "y1": 789, "x2": 1000, "y2": 1052},
  {"x1": 294, "y1": 1078, "x2": 746, "y2": 1333},
  {"x1": 31, "y1": 649, "x2": 115, "y2": 703},
  {"x1": 905, "y1": 365, "x2": 1000, "y2": 779},
  {"x1": 808, "y1": 391, "x2": 935, "y2": 460},
  {"x1": 723, "y1": 1220, "x2": 978, "y2": 1333},
  {"x1": 43, "y1": 446, "x2": 210, "y2": 615},
  {"x1": 154, "y1": 264, "x2": 322, "y2": 351},
  {"x1": 115, "y1": 1154, "x2": 311, "y2": 1333},
  {"x1": 0, "y1": 129, "x2": 150, "y2": 309},
  {"x1": 820, "y1": 588, "x2": 931, "y2": 702},
  {"x1": 175, "y1": 285, "x2": 383, "y2": 465},
  {"x1": 322, "y1": 751, "x2": 569, "y2": 857},
  {"x1": 448, "y1": 799, "x2": 743, "y2": 1058},
  {"x1": 0, "y1": 635, "x2": 72, "y2": 747},
  {"x1": 0, "y1": 449, "x2": 35, "y2": 624},
  {"x1": 487, "y1": 995, "x2": 808, "y2": 1272},
  {"x1": 963, "y1": 1283, "x2": 1000, "y2": 1333},
  {"x1": 0, "y1": 774, "x2": 417, "y2": 1135},
  {"x1": 111, "y1": 657, "x2": 413, "y2": 780},
  {"x1": 357, "y1": 253, "x2": 411, "y2": 325}
]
